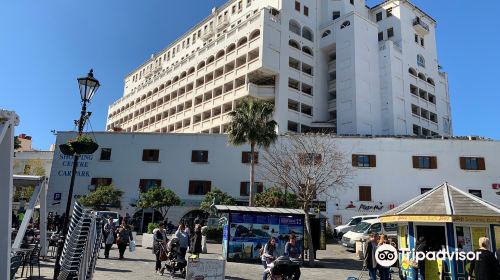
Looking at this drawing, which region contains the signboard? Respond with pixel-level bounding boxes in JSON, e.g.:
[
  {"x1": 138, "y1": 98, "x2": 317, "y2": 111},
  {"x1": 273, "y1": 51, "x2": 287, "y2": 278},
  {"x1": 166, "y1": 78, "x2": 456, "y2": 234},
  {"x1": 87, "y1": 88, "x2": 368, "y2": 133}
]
[
  {"x1": 53, "y1": 193, "x2": 62, "y2": 201},
  {"x1": 227, "y1": 213, "x2": 304, "y2": 260},
  {"x1": 186, "y1": 257, "x2": 225, "y2": 280},
  {"x1": 492, "y1": 183, "x2": 500, "y2": 190}
]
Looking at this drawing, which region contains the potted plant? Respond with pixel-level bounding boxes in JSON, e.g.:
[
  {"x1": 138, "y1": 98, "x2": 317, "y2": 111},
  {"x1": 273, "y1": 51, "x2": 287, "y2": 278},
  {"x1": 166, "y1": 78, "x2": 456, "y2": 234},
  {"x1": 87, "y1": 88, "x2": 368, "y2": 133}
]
[
  {"x1": 60, "y1": 134, "x2": 99, "y2": 155},
  {"x1": 59, "y1": 143, "x2": 74, "y2": 155},
  {"x1": 141, "y1": 222, "x2": 158, "y2": 249}
]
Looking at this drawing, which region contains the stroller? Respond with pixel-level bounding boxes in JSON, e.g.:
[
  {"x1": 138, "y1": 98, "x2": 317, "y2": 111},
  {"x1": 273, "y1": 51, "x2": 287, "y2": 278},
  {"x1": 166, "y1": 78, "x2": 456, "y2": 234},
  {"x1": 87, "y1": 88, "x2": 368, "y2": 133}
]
[
  {"x1": 160, "y1": 237, "x2": 187, "y2": 277},
  {"x1": 265, "y1": 256, "x2": 301, "y2": 280}
]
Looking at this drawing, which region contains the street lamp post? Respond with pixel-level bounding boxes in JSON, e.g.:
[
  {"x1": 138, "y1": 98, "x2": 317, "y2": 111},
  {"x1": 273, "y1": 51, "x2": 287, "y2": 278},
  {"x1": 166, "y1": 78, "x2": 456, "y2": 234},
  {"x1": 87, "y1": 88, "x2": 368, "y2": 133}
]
[{"x1": 53, "y1": 69, "x2": 100, "y2": 279}]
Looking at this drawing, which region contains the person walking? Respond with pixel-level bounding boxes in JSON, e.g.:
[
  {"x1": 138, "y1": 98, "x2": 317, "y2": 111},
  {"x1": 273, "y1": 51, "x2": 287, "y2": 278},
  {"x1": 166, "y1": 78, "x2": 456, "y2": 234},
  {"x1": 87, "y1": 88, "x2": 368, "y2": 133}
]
[
  {"x1": 378, "y1": 234, "x2": 391, "y2": 280},
  {"x1": 103, "y1": 217, "x2": 116, "y2": 258},
  {"x1": 153, "y1": 222, "x2": 167, "y2": 274},
  {"x1": 468, "y1": 237, "x2": 500, "y2": 280},
  {"x1": 175, "y1": 224, "x2": 190, "y2": 260},
  {"x1": 415, "y1": 236, "x2": 428, "y2": 279},
  {"x1": 116, "y1": 225, "x2": 133, "y2": 259},
  {"x1": 261, "y1": 237, "x2": 279, "y2": 280},
  {"x1": 190, "y1": 224, "x2": 203, "y2": 257},
  {"x1": 284, "y1": 234, "x2": 301, "y2": 280},
  {"x1": 363, "y1": 233, "x2": 379, "y2": 280}
]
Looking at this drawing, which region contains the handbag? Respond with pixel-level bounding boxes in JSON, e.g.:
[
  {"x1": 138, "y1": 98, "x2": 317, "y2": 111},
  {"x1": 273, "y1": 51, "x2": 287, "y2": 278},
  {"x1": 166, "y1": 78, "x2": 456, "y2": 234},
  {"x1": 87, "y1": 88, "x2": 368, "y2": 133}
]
[{"x1": 129, "y1": 240, "x2": 136, "y2": 252}]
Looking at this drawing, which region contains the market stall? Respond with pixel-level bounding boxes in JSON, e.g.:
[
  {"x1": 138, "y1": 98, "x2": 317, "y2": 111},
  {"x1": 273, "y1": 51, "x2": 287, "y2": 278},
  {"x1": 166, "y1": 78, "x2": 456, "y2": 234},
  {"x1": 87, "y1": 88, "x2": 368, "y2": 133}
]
[{"x1": 380, "y1": 182, "x2": 500, "y2": 280}]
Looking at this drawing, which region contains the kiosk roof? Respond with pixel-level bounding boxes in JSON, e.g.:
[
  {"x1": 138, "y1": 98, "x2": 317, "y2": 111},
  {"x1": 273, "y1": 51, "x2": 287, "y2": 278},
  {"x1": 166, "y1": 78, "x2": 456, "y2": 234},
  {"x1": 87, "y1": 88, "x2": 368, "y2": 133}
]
[{"x1": 214, "y1": 205, "x2": 305, "y2": 215}]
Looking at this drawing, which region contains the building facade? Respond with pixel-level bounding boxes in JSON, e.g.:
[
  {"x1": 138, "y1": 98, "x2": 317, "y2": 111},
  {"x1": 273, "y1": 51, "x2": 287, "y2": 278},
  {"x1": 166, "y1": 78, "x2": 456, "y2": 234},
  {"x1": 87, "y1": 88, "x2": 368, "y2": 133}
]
[
  {"x1": 106, "y1": 0, "x2": 451, "y2": 137},
  {"x1": 47, "y1": 132, "x2": 499, "y2": 229}
]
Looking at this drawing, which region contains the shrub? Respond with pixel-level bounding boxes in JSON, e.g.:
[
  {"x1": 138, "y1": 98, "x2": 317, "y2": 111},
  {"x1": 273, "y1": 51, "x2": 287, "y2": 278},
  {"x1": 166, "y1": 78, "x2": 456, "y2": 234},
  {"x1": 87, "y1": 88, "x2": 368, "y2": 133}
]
[
  {"x1": 205, "y1": 226, "x2": 223, "y2": 241},
  {"x1": 147, "y1": 222, "x2": 159, "y2": 234}
]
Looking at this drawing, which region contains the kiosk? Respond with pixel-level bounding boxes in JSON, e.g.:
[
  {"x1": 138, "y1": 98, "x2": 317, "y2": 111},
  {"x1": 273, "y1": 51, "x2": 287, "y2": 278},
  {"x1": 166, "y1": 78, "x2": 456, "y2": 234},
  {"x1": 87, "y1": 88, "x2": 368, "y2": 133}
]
[
  {"x1": 380, "y1": 182, "x2": 500, "y2": 280},
  {"x1": 214, "y1": 205, "x2": 306, "y2": 261}
]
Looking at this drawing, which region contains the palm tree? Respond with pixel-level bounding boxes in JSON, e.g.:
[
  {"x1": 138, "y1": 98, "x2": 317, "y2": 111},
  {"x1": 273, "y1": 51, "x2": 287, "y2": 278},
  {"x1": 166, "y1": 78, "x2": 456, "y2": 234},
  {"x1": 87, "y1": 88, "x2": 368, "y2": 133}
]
[{"x1": 227, "y1": 98, "x2": 277, "y2": 206}]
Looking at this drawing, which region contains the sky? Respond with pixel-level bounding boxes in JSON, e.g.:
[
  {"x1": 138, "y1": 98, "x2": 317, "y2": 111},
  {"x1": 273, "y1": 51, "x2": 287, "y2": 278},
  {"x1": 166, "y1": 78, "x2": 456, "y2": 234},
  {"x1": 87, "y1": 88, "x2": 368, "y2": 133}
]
[{"x1": 1, "y1": 0, "x2": 499, "y2": 150}]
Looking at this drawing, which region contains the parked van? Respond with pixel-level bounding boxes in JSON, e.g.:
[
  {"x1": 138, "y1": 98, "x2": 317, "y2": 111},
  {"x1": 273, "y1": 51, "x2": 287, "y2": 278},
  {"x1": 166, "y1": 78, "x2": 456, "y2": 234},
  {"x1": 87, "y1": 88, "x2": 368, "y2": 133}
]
[
  {"x1": 340, "y1": 218, "x2": 397, "y2": 249},
  {"x1": 334, "y1": 215, "x2": 379, "y2": 239}
]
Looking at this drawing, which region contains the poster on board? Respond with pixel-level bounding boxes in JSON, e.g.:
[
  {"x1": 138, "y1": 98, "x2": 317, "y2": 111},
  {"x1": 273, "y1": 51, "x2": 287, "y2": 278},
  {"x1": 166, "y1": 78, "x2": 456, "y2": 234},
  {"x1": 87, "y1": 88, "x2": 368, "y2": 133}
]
[{"x1": 186, "y1": 257, "x2": 225, "y2": 280}]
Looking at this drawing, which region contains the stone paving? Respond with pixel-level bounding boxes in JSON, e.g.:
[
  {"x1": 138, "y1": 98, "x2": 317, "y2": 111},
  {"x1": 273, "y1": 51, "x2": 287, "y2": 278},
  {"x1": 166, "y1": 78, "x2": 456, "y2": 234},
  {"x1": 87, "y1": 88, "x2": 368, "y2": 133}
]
[{"x1": 16, "y1": 238, "x2": 371, "y2": 280}]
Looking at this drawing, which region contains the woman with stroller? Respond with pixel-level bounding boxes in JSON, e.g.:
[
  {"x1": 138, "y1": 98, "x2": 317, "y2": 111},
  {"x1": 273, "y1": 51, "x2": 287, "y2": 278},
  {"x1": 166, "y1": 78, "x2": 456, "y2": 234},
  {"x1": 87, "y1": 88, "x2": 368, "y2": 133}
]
[
  {"x1": 261, "y1": 237, "x2": 279, "y2": 280},
  {"x1": 284, "y1": 234, "x2": 301, "y2": 280},
  {"x1": 153, "y1": 222, "x2": 168, "y2": 274},
  {"x1": 175, "y1": 224, "x2": 190, "y2": 260}
]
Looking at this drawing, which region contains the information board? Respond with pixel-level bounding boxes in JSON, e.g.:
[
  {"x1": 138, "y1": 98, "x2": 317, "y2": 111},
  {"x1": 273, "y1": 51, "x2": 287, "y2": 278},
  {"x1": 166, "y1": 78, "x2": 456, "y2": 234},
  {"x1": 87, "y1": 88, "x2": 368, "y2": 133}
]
[{"x1": 186, "y1": 257, "x2": 225, "y2": 280}]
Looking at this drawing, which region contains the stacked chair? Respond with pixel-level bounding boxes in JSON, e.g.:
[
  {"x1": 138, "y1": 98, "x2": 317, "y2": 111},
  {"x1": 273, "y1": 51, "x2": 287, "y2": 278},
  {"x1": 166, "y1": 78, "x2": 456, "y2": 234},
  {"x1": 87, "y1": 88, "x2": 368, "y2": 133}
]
[{"x1": 57, "y1": 201, "x2": 102, "y2": 280}]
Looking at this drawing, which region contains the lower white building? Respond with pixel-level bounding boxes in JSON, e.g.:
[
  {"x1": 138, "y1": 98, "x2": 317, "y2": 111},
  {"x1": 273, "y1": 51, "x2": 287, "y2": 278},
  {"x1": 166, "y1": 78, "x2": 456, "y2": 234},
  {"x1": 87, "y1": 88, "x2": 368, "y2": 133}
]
[{"x1": 47, "y1": 132, "x2": 500, "y2": 231}]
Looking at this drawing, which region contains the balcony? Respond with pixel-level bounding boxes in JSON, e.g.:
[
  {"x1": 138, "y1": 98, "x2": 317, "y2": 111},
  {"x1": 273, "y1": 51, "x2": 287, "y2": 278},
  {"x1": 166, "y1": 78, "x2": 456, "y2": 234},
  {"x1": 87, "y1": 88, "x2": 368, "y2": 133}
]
[
  {"x1": 247, "y1": 83, "x2": 275, "y2": 100},
  {"x1": 201, "y1": 27, "x2": 215, "y2": 41},
  {"x1": 328, "y1": 60, "x2": 336, "y2": 73},
  {"x1": 216, "y1": 16, "x2": 229, "y2": 31},
  {"x1": 413, "y1": 18, "x2": 429, "y2": 34},
  {"x1": 328, "y1": 80, "x2": 337, "y2": 92},
  {"x1": 328, "y1": 99, "x2": 336, "y2": 112}
]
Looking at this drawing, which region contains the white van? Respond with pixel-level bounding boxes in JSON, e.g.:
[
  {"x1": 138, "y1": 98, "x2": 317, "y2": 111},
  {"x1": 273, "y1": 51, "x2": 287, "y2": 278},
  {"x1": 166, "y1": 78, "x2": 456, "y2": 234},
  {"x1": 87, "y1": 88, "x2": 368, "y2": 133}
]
[
  {"x1": 334, "y1": 215, "x2": 379, "y2": 239},
  {"x1": 341, "y1": 218, "x2": 397, "y2": 249}
]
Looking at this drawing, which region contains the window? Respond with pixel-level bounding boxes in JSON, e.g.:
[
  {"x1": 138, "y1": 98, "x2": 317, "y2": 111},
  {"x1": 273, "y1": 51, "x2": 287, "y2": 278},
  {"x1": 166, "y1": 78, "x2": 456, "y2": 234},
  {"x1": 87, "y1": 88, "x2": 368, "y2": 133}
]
[
  {"x1": 420, "y1": 37, "x2": 425, "y2": 47},
  {"x1": 387, "y1": 27, "x2": 394, "y2": 38},
  {"x1": 378, "y1": 32, "x2": 383, "y2": 41},
  {"x1": 188, "y1": 180, "x2": 211, "y2": 195},
  {"x1": 240, "y1": 182, "x2": 264, "y2": 196},
  {"x1": 298, "y1": 153, "x2": 322, "y2": 165},
  {"x1": 99, "y1": 148, "x2": 112, "y2": 160},
  {"x1": 322, "y1": 30, "x2": 331, "y2": 38},
  {"x1": 289, "y1": 39, "x2": 300, "y2": 49},
  {"x1": 460, "y1": 157, "x2": 486, "y2": 171},
  {"x1": 301, "y1": 103, "x2": 313, "y2": 115},
  {"x1": 412, "y1": 156, "x2": 437, "y2": 169},
  {"x1": 90, "y1": 178, "x2": 112, "y2": 188},
  {"x1": 288, "y1": 99, "x2": 300, "y2": 111},
  {"x1": 417, "y1": 54, "x2": 425, "y2": 67},
  {"x1": 421, "y1": 188, "x2": 432, "y2": 194},
  {"x1": 352, "y1": 154, "x2": 376, "y2": 167},
  {"x1": 413, "y1": 125, "x2": 421, "y2": 135},
  {"x1": 191, "y1": 150, "x2": 209, "y2": 162},
  {"x1": 289, "y1": 57, "x2": 300, "y2": 70},
  {"x1": 232, "y1": 5, "x2": 236, "y2": 14},
  {"x1": 340, "y1": 21, "x2": 350, "y2": 29},
  {"x1": 302, "y1": 27, "x2": 314, "y2": 41},
  {"x1": 302, "y1": 46, "x2": 313, "y2": 56},
  {"x1": 468, "y1": 189, "x2": 482, "y2": 198},
  {"x1": 288, "y1": 78, "x2": 300, "y2": 90},
  {"x1": 142, "y1": 149, "x2": 159, "y2": 161},
  {"x1": 304, "y1": 6, "x2": 309, "y2": 16},
  {"x1": 289, "y1": 20, "x2": 301, "y2": 35},
  {"x1": 359, "y1": 186, "x2": 372, "y2": 201},
  {"x1": 350, "y1": 0, "x2": 354, "y2": 5},
  {"x1": 376, "y1": 12, "x2": 382, "y2": 22},
  {"x1": 139, "y1": 179, "x2": 161, "y2": 193},
  {"x1": 288, "y1": 121, "x2": 299, "y2": 132},
  {"x1": 408, "y1": 67, "x2": 417, "y2": 76},
  {"x1": 247, "y1": 0, "x2": 251, "y2": 7},
  {"x1": 386, "y1": 7, "x2": 392, "y2": 17},
  {"x1": 332, "y1": 11, "x2": 340, "y2": 20},
  {"x1": 295, "y1": 1, "x2": 300, "y2": 12},
  {"x1": 242, "y1": 151, "x2": 259, "y2": 164},
  {"x1": 415, "y1": 34, "x2": 418, "y2": 43}
]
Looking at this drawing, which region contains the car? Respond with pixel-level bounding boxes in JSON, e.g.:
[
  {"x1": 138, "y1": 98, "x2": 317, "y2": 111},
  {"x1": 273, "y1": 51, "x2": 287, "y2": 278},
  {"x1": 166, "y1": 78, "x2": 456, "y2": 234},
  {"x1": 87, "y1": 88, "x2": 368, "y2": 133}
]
[
  {"x1": 96, "y1": 211, "x2": 120, "y2": 226},
  {"x1": 341, "y1": 218, "x2": 397, "y2": 250},
  {"x1": 334, "y1": 215, "x2": 379, "y2": 239}
]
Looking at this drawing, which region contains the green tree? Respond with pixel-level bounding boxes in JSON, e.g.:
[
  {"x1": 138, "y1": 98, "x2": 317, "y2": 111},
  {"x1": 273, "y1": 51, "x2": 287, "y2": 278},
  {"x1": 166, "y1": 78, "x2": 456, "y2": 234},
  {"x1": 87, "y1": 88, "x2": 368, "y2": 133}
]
[
  {"x1": 137, "y1": 186, "x2": 181, "y2": 219},
  {"x1": 14, "y1": 136, "x2": 21, "y2": 150},
  {"x1": 200, "y1": 188, "x2": 237, "y2": 212},
  {"x1": 254, "y1": 186, "x2": 300, "y2": 208},
  {"x1": 227, "y1": 98, "x2": 277, "y2": 206},
  {"x1": 13, "y1": 186, "x2": 35, "y2": 202},
  {"x1": 23, "y1": 159, "x2": 46, "y2": 176},
  {"x1": 79, "y1": 185, "x2": 124, "y2": 210}
]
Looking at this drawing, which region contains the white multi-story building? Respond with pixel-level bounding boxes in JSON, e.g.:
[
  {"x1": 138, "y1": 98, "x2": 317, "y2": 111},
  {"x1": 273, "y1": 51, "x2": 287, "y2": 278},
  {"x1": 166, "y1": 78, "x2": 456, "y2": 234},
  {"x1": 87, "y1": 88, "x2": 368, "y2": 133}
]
[
  {"x1": 106, "y1": 0, "x2": 452, "y2": 137},
  {"x1": 47, "y1": 132, "x2": 499, "y2": 230}
]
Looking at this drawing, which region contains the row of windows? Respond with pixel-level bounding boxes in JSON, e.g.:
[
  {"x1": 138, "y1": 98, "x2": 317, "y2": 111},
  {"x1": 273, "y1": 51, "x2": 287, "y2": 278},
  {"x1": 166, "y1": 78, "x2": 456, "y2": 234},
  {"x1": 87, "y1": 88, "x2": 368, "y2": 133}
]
[
  {"x1": 377, "y1": 27, "x2": 394, "y2": 41},
  {"x1": 288, "y1": 40, "x2": 313, "y2": 56},
  {"x1": 412, "y1": 104, "x2": 438, "y2": 123},
  {"x1": 289, "y1": 20, "x2": 314, "y2": 41},
  {"x1": 352, "y1": 153, "x2": 486, "y2": 171},
  {"x1": 412, "y1": 124, "x2": 439, "y2": 137},
  {"x1": 414, "y1": 34, "x2": 425, "y2": 47},
  {"x1": 358, "y1": 185, "x2": 484, "y2": 202},
  {"x1": 288, "y1": 99, "x2": 312, "y2": 116},
  {"x1": 294, "y1": 1, "x2": 309, "y2": 16},
  {"x1": 408, "y1": 67, "x2": 435, "y2": 86},
  {"x1": 375, "y1": 7, "x2": 393, "y2": 22},
  {"x1": 410, "y1": 84, "x2": 436, "y2": 104},
  {"x1": 289, "y1": 57, "x2": 313, "y2": 75},
  {"x1": 288, "y1": 78, "x2": 313, "y2": 96},
  {"x1": 110, "y1": 31, "x2": 261, "y2": 119}
]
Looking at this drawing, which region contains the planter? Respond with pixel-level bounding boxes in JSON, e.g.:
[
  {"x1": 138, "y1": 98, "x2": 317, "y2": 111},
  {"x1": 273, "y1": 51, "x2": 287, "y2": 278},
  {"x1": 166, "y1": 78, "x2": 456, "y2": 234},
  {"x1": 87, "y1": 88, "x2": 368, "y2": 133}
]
[
  {"x1": 70, "y1": 141, "x2": 99, "y2": 154},
  {"x1": 59, "y1": 144, "x2": 74, "y2": 155},
  {"x1": 142, "y1": 233, "x2": 154, "y2": 249}
]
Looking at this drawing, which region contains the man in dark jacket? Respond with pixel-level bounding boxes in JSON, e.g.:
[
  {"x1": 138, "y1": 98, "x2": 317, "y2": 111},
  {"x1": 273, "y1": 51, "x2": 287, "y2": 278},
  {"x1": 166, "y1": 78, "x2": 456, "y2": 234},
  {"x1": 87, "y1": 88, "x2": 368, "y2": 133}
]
[
  {"x1": 468, "y1": 237, "x2": 500, "y2": 280},
  {"x1": 364, "y1": 233, "x2": 379, "y2": 280}
]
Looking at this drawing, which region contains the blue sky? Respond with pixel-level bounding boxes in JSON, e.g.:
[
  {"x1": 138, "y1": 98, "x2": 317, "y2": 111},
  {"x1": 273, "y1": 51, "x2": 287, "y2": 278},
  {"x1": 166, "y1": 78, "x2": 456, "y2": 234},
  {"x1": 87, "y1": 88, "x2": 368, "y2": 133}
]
[{"x1": 1, "y1": 0, "x2": 498, "y2": 150}]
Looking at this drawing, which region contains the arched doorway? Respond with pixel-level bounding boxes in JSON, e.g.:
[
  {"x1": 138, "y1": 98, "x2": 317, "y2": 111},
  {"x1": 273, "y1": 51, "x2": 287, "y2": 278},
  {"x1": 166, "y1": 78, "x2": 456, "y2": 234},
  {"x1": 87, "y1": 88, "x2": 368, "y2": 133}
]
[
  {"x1": 180, "y1": 210, "x2": 209, "y2": 228},
  {"x1": 133, "y1": 209, "x2": 163, "y2": 233}
]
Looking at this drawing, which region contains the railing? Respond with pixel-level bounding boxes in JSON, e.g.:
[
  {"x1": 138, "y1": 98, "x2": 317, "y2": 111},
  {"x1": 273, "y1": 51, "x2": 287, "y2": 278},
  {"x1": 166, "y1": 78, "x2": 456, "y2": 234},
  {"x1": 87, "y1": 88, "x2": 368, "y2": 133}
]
[
  {"x1": 413, "y1": 18, "x2": 429, "y2": 31},
  {"x1": 216, "y1": 16, "x2": 229, "y2": 30}
]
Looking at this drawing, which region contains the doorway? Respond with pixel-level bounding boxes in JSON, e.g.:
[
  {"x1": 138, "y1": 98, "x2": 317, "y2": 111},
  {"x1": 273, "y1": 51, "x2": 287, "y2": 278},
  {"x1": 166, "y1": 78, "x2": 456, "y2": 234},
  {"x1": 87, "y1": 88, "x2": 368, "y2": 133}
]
[{"x1": 415, "y1": 225, "x2": 446, "y2": 251}]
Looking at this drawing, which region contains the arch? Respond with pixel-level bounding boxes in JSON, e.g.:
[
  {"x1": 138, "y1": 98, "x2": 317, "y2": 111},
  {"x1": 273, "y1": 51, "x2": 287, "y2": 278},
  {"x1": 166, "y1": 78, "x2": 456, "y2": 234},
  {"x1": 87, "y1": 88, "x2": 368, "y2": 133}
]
[
  {"x1": 179, "y1": 209, "x2": 209, "y2": 227},
  {"x1": 180, "y1": 71, "x2": 187, "y2": 79},
  {"x1": 165, "y1": 80, "x2": 172, "y2": 87},
  {"x1": 172, "y1": 76, "x2": 179, "y2": 83},
  {"x1": 302, "y1": 46, "x2": 313, "y2": 56},
  {"x1": 132, "y1": 209, "x2": 163, "y2": 233},
  {"x1": 340, "y1": 20, "x2": 351, "y2": 29},
  {"x1": 249, "y1": 29, "x2": 261, "y2": 41},
  {"x1": 408, "y1": 67, "x2": 417, "y2": 76},
  {"x1": 147, "y1": 91, "x2": 152, "y2": 97},
  {"x1": 153, "y1": 88, "x2": 158, "y2": 94},
  {"x1": 206, "y1": 55, "x2": 215, "y2": 64},
  {"x1": 418, "y1": 72, "x2": 426, "y2": 81},
  {"x1": 159, "y1": 84, "x2": 165, "y2": 91},
  {"x1": 289, "y1": 19, "x2": 301, "y2": 35},
  {"x1": 427, "y1": 77, "x2": 435, "y2": 86},
  {"x1": 130, "y1": 101, "x2": 135, "y2": 106},
  {"x1": 226, "y1": 43, "x2": 236, "y2": 53},
  {"x1": 302, "y1": 26, "x2": 314, "y2": 41},
  {"x1": 417, "y1": 54, "x2": 426, "y2": 68},
  {"x1": 216, "y1": 50, "x2": 225, "y2": 60},
  {"x1": 187, "y1": 67, "x2": 195, "y2": 75},
  {"x1": 237, "y1": 36, "x2": 248, "y2": 47},
  {"x1": 288, "y1": 39, "x2": 300, "y2": 50},
  {"x1": 322, "y1": 30, "x2": 331, "y2": 38},
  {"x1": 136, "y1": 97, "x2": 141, "y2": 103},
  {"x1": 141, "y1": 94, "x2": 146, "y2": 101},
  {"x1": 197, "y1": 61, "x2": 206, "y2": 70}
]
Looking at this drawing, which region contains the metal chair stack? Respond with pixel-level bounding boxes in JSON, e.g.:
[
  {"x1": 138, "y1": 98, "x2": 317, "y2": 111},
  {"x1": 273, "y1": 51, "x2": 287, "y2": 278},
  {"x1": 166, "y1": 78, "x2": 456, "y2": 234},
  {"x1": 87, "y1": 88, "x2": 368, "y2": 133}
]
[{"x1": 57, "y1": 201, "x2": 103, "y2": 280}]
